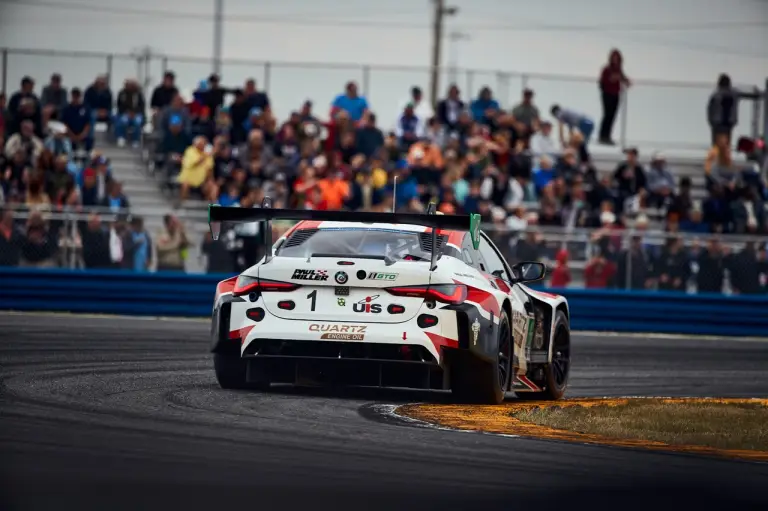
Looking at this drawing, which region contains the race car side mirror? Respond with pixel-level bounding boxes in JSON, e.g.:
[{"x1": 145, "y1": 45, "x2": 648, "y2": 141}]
[{"x1": 511, "y1": 262, "x2": 546, "y2": 283}]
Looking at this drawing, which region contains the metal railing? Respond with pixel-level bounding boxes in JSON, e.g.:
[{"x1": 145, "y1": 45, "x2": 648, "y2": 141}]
[
  {"x1": 2, "y1": 205, "x2": 766, "y2": 295},
  {"x1": 2, "y1": 47, "x2": 765, "y2": 150}
]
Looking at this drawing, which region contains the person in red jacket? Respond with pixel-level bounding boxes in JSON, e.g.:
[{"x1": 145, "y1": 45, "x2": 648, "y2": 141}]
[
  {"x1": 549, "y1": 248, "x2": 571, "y2": 288},
  {"x1": 598, "y1": 49, "x2": 631, "y2": 145},
  {"x1": 584, "y1": 252, "x2": 617, "y2": 289}
]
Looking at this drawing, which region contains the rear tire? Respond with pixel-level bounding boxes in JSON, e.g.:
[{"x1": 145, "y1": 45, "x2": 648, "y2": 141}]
[
  {"x1": 213, "y1": 353, "x2": 271, "y2": 390},
  {"x1": 451, "y1": 310, "x2": 512, "y2": 405},
  {"x1": 515, "y1": 310, "x2": 570, "y2": 401}
]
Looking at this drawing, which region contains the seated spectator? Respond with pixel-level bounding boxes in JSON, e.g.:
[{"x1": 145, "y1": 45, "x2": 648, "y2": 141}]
[
  {"x1": 550, "y1": 104, "x2": 595, "y2": 144},
  {"x1": 680, "y1": 206, "x2": 709, "y2": 233},
  {"x1": 79, "y1": 167, "x2": 103, "y2": 207},
  {"x1": 7, "y1": 76, "x2": 43, "y2": 137},
  {"x1": 394, "y1": 103, "x2": 424, "y2": 151},
  {"x1": 160, "y1": 114, "x2": 192, "y2": 177},
  {"x1": 5, "y1": 120, "x2": 43, "y2": 166},
  {"x1": 191, "y1": 106, "x2": 216, "y2": 142},
  {"x1": 60, "y1": 88, "x2": 93, "y2": 153},
  {"x1": 46, "y1": 154, "x2": 77, "y2": 202},
  {"x1": 667, "y1": 176, "x2": 693, "y2": 223},
  {"x1": 150, "y1": 71, "x2": 179, "y2": 118},
  {"x1": 155, "y1": 214, "x2": 188, "y2": 272},
  {"x1": 510, "y1": 88, "x2": 540, "y2": 141},
  {"x1": 436, "y1": 84, "x2": 465, "y2": 132},
  {"x1": 555, "y1": 148, "x2": 581, "y2": 186},
  {"x1": 100, "y1": 180, "x2": 130, "y2": 212},
  {"x1": 532, "y1": 155, "x2": 558, "y2": 194},
  {"x1": 160, "y1": 93, "x2": 191, "y2": 138},
  {"x1": 355, "y1": 113, "x2": 384, "y2": 158},
  {"x1": 3, "y1": 148, "x2": 29, "y2": 197},
  {"x1": 645, "y1": 152, "x2": 676, "y2": 208},
  {"x1": 200, "y1": 74, "x2": 228, "y2": 115},
  {"x1": 84, "y1": 75, "x2": 113, "y2": 124},
  {"x1": 399, "y1": 86, "x2": 433, "y2": 125},
  {"x1": 115, "y1": 79, "x2": 146, "y2": 148},
  {"x1": 78, "y1": 212, "x2": 112, "y2": 269},
  {"x1": 176, "y1": 136, "x2": 215, "y2": 207},
  {"x1": 331, "y1": 81, "x2": 369, "y2": 123},
  {"x1": 407, "y1": 138, "x2": 444, "y2": 184},
  {"x1": 44, "y1": 121, "x2": 73, "y2": 159},
  {"x1": 530, "y1": 120, "x2": 560, "y2": 162},
  {"x1": 470, "y1": 87, "x2": 500, "y2": 127},
  {"x1": 41, "y1": 73, "x2": 68, "y2": 125}
]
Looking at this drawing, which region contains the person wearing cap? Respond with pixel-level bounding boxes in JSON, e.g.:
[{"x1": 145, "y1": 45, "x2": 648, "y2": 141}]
[
  {"x1": 331, "y1": 81, "x2": 369, "y2": 123},
  {"x1": 41, "y1": 73, "x2": 68, "y2": 123},
  {"x1": 115, "y1": 79, "x2": 146, "y2": 148},
  {"x1": 4, "y1": 120, "x2": 43, "y2": 164},
  {"x1": 43, "y1": 120, "x2": 73, "y2": 159},
  {"x1": 645, "y1": 151, "x2": 675, "y2": 208},
  {"x1": 61, "y1": 88, "x2": 93, "y2": 152},
  {"x1": 511, "y1": 88, "x2": 541, "y2": 140},
  {"x1": 150, "y1": 71, "x2": 178, "y2": 114},
  {"x1": 83, "y1": 75, "x2": 113, "y2": 124}
]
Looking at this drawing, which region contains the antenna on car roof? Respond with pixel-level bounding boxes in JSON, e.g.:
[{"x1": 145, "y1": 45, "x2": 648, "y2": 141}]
[
  {"x1": 261, "y1": 196, "x2": 273, "y2": 264},
  {"x1": 392, "y1": 176, "x2": 398, "y2": 213}
]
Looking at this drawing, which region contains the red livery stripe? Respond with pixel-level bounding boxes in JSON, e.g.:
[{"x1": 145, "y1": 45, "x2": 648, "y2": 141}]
[
  {"x1": 425, "y1": 332, "x2": 459, "y2": 355},
  {"x1": 215, "y1": 276, "x2": 237, "y2": 303}
]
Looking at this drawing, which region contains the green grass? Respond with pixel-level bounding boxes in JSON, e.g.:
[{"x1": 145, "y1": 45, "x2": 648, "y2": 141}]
[{"x1": 512, "y1": 400, "x2": 768, "y2": 451}]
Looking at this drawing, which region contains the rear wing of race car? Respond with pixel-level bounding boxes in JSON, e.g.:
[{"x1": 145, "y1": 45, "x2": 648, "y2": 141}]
[{"x1": 208, "y1": 197, "x2": 481, "y2": 270}]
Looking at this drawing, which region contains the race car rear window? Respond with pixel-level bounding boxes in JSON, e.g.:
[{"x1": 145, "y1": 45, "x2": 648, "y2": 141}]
[{"x1": 275, "y1": 228, "x2": 451, "y2": 262}]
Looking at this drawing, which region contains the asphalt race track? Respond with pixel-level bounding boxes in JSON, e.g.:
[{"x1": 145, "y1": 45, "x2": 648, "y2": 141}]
[{"x1": 1, "y1": 313, "x2": 767, "y2": 511}]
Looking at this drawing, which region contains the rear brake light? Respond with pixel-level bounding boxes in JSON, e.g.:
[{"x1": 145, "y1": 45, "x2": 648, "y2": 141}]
[
  {"x1": 233, "y1": 276, "x2": 301, "y2": 296},
  {"x1": 385, "y1": 284, "x2": 467, "y2": 305}
]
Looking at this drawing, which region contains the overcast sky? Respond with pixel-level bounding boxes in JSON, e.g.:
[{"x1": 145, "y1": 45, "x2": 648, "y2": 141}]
[{"x1": 1, "y1": 0, "x2": 766, "y2": 147}]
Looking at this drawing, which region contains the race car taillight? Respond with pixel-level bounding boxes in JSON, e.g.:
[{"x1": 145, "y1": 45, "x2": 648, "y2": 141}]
[
  {"x1": 385, "y1": 284, "x2": 467, "y2": 305},
  {"x1": 233, "y1": 276, "x2": 301, "y2": 296}
]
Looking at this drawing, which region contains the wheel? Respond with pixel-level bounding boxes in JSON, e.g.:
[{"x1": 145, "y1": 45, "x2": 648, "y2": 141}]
[
  {"x1": 516, "y1": 310, "x2": 570, "y2": 400},
  {"x1": 451, "y1": 310, "x2": 512, "y2": 405},
  {"x1": 213, "y1": 353, "x2": 270, "y2": 390}
]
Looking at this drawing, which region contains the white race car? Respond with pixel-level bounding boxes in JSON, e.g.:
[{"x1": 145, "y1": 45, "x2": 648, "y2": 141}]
[{"x1": 208, "y1": 202, "x2": 571, "y2": 404}]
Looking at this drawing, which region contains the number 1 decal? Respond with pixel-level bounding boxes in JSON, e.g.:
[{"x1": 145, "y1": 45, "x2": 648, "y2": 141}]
[{"x1": 307, "y1": 290, "x2": 317, "y2": 311}]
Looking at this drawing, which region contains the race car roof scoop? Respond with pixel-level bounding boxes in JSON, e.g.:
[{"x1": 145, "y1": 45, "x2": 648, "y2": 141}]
[{"x1": 208, "y1": 198, "x2": 482, "y2": 269}]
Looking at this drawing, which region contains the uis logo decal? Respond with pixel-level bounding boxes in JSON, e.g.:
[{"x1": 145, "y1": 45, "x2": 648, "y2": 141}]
[
  {"x1": 334, "y1": 271, "x2": 349, "y2": 284},
  {"x1": 353, "y1": 295, "x2": 382, "y2": 313},
  {"x1": 292, "y1": 269, "x2": 328, "y2": 281},
  {"x1": 309, "y1": 323, "x2": 366, "y2": 340},
  {"x1": 357, "y1": 270, "x2": 398, "y2": 281}
]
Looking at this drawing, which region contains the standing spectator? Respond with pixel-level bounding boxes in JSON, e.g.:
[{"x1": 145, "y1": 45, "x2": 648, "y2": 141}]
[
  {"x1": 399, "y1": 86, "x2": 433, "y2": 124},
  {"x1": 150, "y1": 71, "x2": 178, "y2": 116},
  {"x1": 550, "y1": 104, "x2": 595, "y2": 144},
  {"x1": 227, "y1": 89, "x2": 250, "y2": 145},
  {"x1": 201, "y1": 74, "x2": 228, "y2": 115},
  {"x1": 727, "y1": 242, "x2": 761, "y2": 294},
  {"x1": 84, "y1": 75, "x2": 113, "y2": 124},
  {"x1": 0, "y1": 208, "x2": 22, "y2": 266},
  {"x1": 470, "y1": 87, "x2": 500, "y2": 127},
  {"x1": 695, "y1": 238, "x2": 725, "y2": 293},
  {"x1": 78, "y1": 212, "x2": 112, "y2": 269},
  {"x1": 40, "y1": 73, "x2": 68, "y2": 125},
  {"x1": 19, "y1": 212, "x2": 57, "y2": 268},
  {"x1": 115, "y1": 79, "x2": 146, "y2": 148},
  {"x1": 394, "y1": 104, "x2": 424, "y2": 150},
  {"x1": 244, "y1": 78, "x2": 270, "y2": 113},
  {"x1": 584, "y1": 250, "x2": 617, "y2": 289},
  {"x1": 436, "y1": 84, "x2": 465, "y2": 132},
  {"x1": 100, "y1": 181, "x2": 130, "y2": 212},
  {"x1": 654, "y1": 237, "x2": 691, "y2": 291},
  {"x1": 155, "y1": 214, "x2": 188, "y2": 272},
  {"x1": 202, "y1": 230, "x2": 234, "y2": 274},
  {"x1": 510, "y1": 89, "x2": 540, "y2": 142},
  {"x1": 7, "y1": 76, "x2": 42, "y2": 136},
  {"x1": 598, "y1": 49, "x2": 630, "y2": 145},
  {"x1": 616, "y1": 235, "x2": 651, "y2": 290},
  {"x1": 549, "y1": 248, "x2": 571, "y2": 288},
  {"x1": 331, "y1": 81, "x2": 369, "y2": 123},
  {"x1": 612, "y1": 147, "x2": 646, "y2": 211},
  {"x1": 707, "y1": 73, "x2": 739, "y2": 145},
  {"x1": 60, "y1": 88, "x2": 93, "y2": 153},
  {"x1": 124, "y1": 216, "x2": 151, "y2": 272},
  {"x1": 79, "y1": 168, "x2": 102, "y2": 207}
]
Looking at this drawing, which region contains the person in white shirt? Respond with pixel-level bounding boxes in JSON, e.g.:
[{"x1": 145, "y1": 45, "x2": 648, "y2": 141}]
[
  {"x1": 399, "y1": 86, "x2": 434, "y2": 124},
  {"x1": 530, "y1": 121, "x2": 561, "y2": 164}
]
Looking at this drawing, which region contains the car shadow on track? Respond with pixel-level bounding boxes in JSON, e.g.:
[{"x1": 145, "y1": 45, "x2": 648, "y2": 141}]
[{"x1": 245, "y1": 383, "x2": 456, "y2": 404}]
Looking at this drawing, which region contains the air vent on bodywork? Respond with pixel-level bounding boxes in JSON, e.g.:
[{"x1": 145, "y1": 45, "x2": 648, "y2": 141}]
[
  {"x1": 284, "y1": 228, "x2": 319, "y2": 248},
  {"x1": 419, "y1": 233, "x2": 448, "y2": 253}
]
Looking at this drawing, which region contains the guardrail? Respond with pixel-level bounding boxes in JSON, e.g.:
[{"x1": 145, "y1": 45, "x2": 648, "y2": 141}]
[{"x1": 1, "y1": 268, "x2": 766, "y2": 337}]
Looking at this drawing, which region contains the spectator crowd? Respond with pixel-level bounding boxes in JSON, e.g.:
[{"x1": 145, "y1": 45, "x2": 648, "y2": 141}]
[{"x1": 1, "y1": 47, "x2": 767, "y2": 293}]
